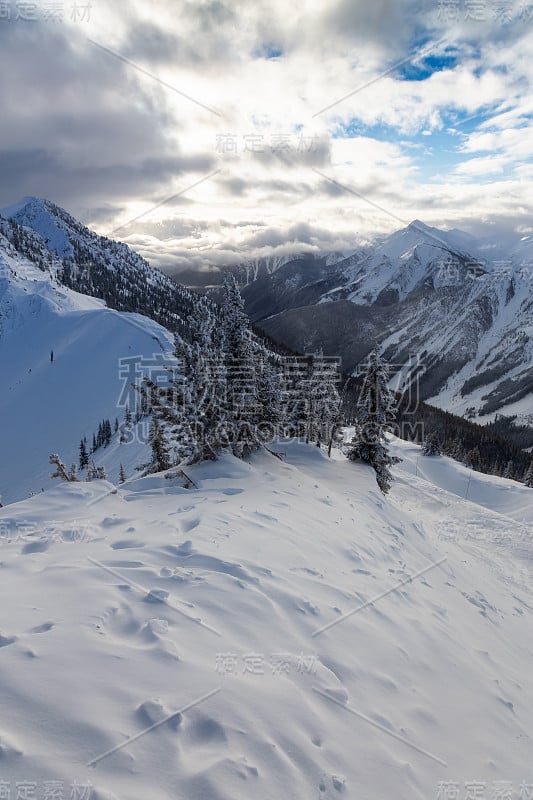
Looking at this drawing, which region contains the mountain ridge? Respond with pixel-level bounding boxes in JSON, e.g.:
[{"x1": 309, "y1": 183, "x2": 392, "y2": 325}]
[{"x1": 244, "y1": 222, "x2": 533, "y2": 425}]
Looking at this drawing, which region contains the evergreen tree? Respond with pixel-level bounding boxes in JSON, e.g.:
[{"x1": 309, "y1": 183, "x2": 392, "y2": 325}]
[
  {"x1": 343, "y1": 350, "x2": 399, "y2": 494},
  {"x1": 136, "y1": 313, "x2": 223, "y2": 472},
  {"x1": 422, "y1": 432, "x2": 441, "y2": 456},
  {"x1": 135, "y1": 289, "x2": 283, "y2": 473},
  {"x1": 314, "y1": 355, "x2": 341, "y2": 449},
  {"x1": 79, "y1": 438, "x2": 89, "y2": 470},
  {"x1": 281, "y1": 356, "x2": 310, "y2": 440},
  {"x1": 295, "y1": 353, "x2": 341, "y2": 448},
  {"x1": 254, "y1": 347, "x2": 283, "y2": 444},
  {"x1": 220, "y1": 274, "x2": 262, "y2": 457},
  {"x1": 119, "y1": 463, "x2": 126, "y2": 483},
  {"x1": 524, "y1": 461, "x2": 533, "y2": 488},
  {"x1": 503, "y1": 459, "x2": 514, "y2": 479},
  {"x1": 96, "y1": 422, "x2": 103, "y2": 449},
  {"x1": 147, "y1": 417, "x2": 172, "y2": 473},
  {"x1": 449, "y1": 438, "x2": 464, "y2": 462},
  {"x1": 87, "y1": 462, "x2": 107, "y2": 480},
  {"x1": 465, "y1": 447, "x2": 481, "y2": 471},
  {"x1": 177, "y1": 308, "x2": 229, "y2": 462}
]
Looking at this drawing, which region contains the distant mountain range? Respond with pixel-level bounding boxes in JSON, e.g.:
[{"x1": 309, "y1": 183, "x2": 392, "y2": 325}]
[
  {"x1": 1, "y1": 197, "x2": 532, "y2": 440},
  {"x1": 241, "y1": 221, "x2": 533, "y2": 425}
]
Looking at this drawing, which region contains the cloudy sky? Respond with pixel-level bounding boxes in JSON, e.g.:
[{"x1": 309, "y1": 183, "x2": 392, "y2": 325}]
[{"x1": 1, "y1": 0, "x2": 532, "y2": 275}]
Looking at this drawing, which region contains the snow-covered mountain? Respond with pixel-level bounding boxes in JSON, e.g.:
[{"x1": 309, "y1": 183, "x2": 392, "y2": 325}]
[
  {"x1": 0, "y1": 224, "x2": 175, "y2": 504},
  {"x1": 0, "y1": 198, "x2": 217, "y2": 504},
  {"x1": 249, "y1": 221, "x2": 533, "y2": 425},
  {"x1": 0, "y1": 438, "x2": 532, "y2": 799},
  {"x1": 235, "y1": 250, "x2": 354, "y2": 285},
  {"x1": 1, "y1": 197, "x2": 530, "y2": 507},
  {"x1": 0, "y1": 196, "x2": 203, "y2": 337}
]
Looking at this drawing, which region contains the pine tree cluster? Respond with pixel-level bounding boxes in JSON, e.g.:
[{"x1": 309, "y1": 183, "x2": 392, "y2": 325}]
[
  {"x1": 138, "y1": 276, "x2": 342, "y2": 474},
  {"x1": 393, "y1": 397, "x2": 533, "y2": 483},
  {"x1": 85, "y1": 419, "x2": 113, "y2": 456}
]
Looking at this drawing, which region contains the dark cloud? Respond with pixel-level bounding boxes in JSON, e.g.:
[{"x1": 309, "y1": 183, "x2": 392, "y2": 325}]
[
  {"x1": 0, "y1": 149, "x2": 216, "y2": 222},
  {"x1": 322, "y1": 0, "x2": 429, "y2": 54},
  {"x1": 0, "y1": 20, "x2": 216, "y2": 219},
  {"x1": 119, "y1": 0, "x2": 242, "y2": 72},
  {"x1": 122, "y1": 22, "x2": 191, "y2": 65},
  {"x1": 0, "y1": 0, "x2": 529, "y2": 272}
]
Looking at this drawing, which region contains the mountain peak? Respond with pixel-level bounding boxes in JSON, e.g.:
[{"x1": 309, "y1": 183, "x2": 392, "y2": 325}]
[
  {"x1": 407, "y1": 219, "x2": 433, "y2": 233},
  {"x1": 0, "y1": 195, "x2": 47, "y2": 219}
]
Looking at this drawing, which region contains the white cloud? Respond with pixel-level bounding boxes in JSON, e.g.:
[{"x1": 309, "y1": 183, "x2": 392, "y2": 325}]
[{"x1": 1, "y1": 0, "x2": 532, "y2": 274}]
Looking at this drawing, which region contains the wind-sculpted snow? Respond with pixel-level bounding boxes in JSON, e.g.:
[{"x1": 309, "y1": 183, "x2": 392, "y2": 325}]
[{"x1": 0, "y1": 441, "x2": 532, "y2": 799}]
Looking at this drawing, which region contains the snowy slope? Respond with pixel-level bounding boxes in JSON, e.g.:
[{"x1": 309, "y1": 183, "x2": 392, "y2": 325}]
[
  {"x1": 0, "y1": 440, "x2": 532, "y2": 800},
  {"x1": 0, "y1": 233, "x2": 175, "y2": 505},
  {"x1": 0, "y1": 197, "x2": 205, "y2": 339}
]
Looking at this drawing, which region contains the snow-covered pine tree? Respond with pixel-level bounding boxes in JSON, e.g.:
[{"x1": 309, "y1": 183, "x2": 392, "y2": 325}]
[
  {"x1": 119, "y1": 463, "x2": 126, "y2": 484},
  {"x1": 422, "y1": 432, "x2": 441, "y2": 456},
  {"x1": 466, "y1": 447, "x2": 481, "y2": 471},
  {"x1": 147, "y1": 416, "x2": 172, "y2": 473},
  {"x1": 524, "y1": 461, "x2": 533, "y2": 488},
  {"x1": 503, "y1": 459, "x2": 514, "y2": 479},
  {"x1": 49, "y1": 454, "x2": 78, "y2": 482},
  {"x1": 103, "y1": 419, "x2": 112, "y2": 447},
  {"x1": 220, "y1": 274, "x2": 262, "y2": 458},
  {"x1": 189, "y1": 307, "x2": 228, "y2": 459},
  {"x1": 281, "y1": 356, "x2": 309, "y2": 440},
  {"x1": 135, "y1": 304, "x2": 225, "y2": 473},
  {"x1": 172, "y1": 306, "x2": 228, "y2": 463},
  {"x1": 87, "y1": 462, "x2": 107, "y2": 481},
  {"x1": 79, "y1": 438, "x2": 89, "y2": 469},
  {"x1": 253, "y1": 345, "x2": 283, "y2": 444},
  {"x1": 296, "y1": 353, "x2": 341, "y2": 447},
  {"x1": 130, "y1": 284, "x2": 284, "y2": 475},
  {"x1": 326, "y1": 380, "x2": 349, "y2": 458},
  {"x1": 314, "y1": 355, "x2": 341, "y2": 449},
  {"x1": 449, "y1": 438, "x2": 464, "y2": 462},
  {"x1": 343, "y1": 350, "x2": 398, "y2": 494}
]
